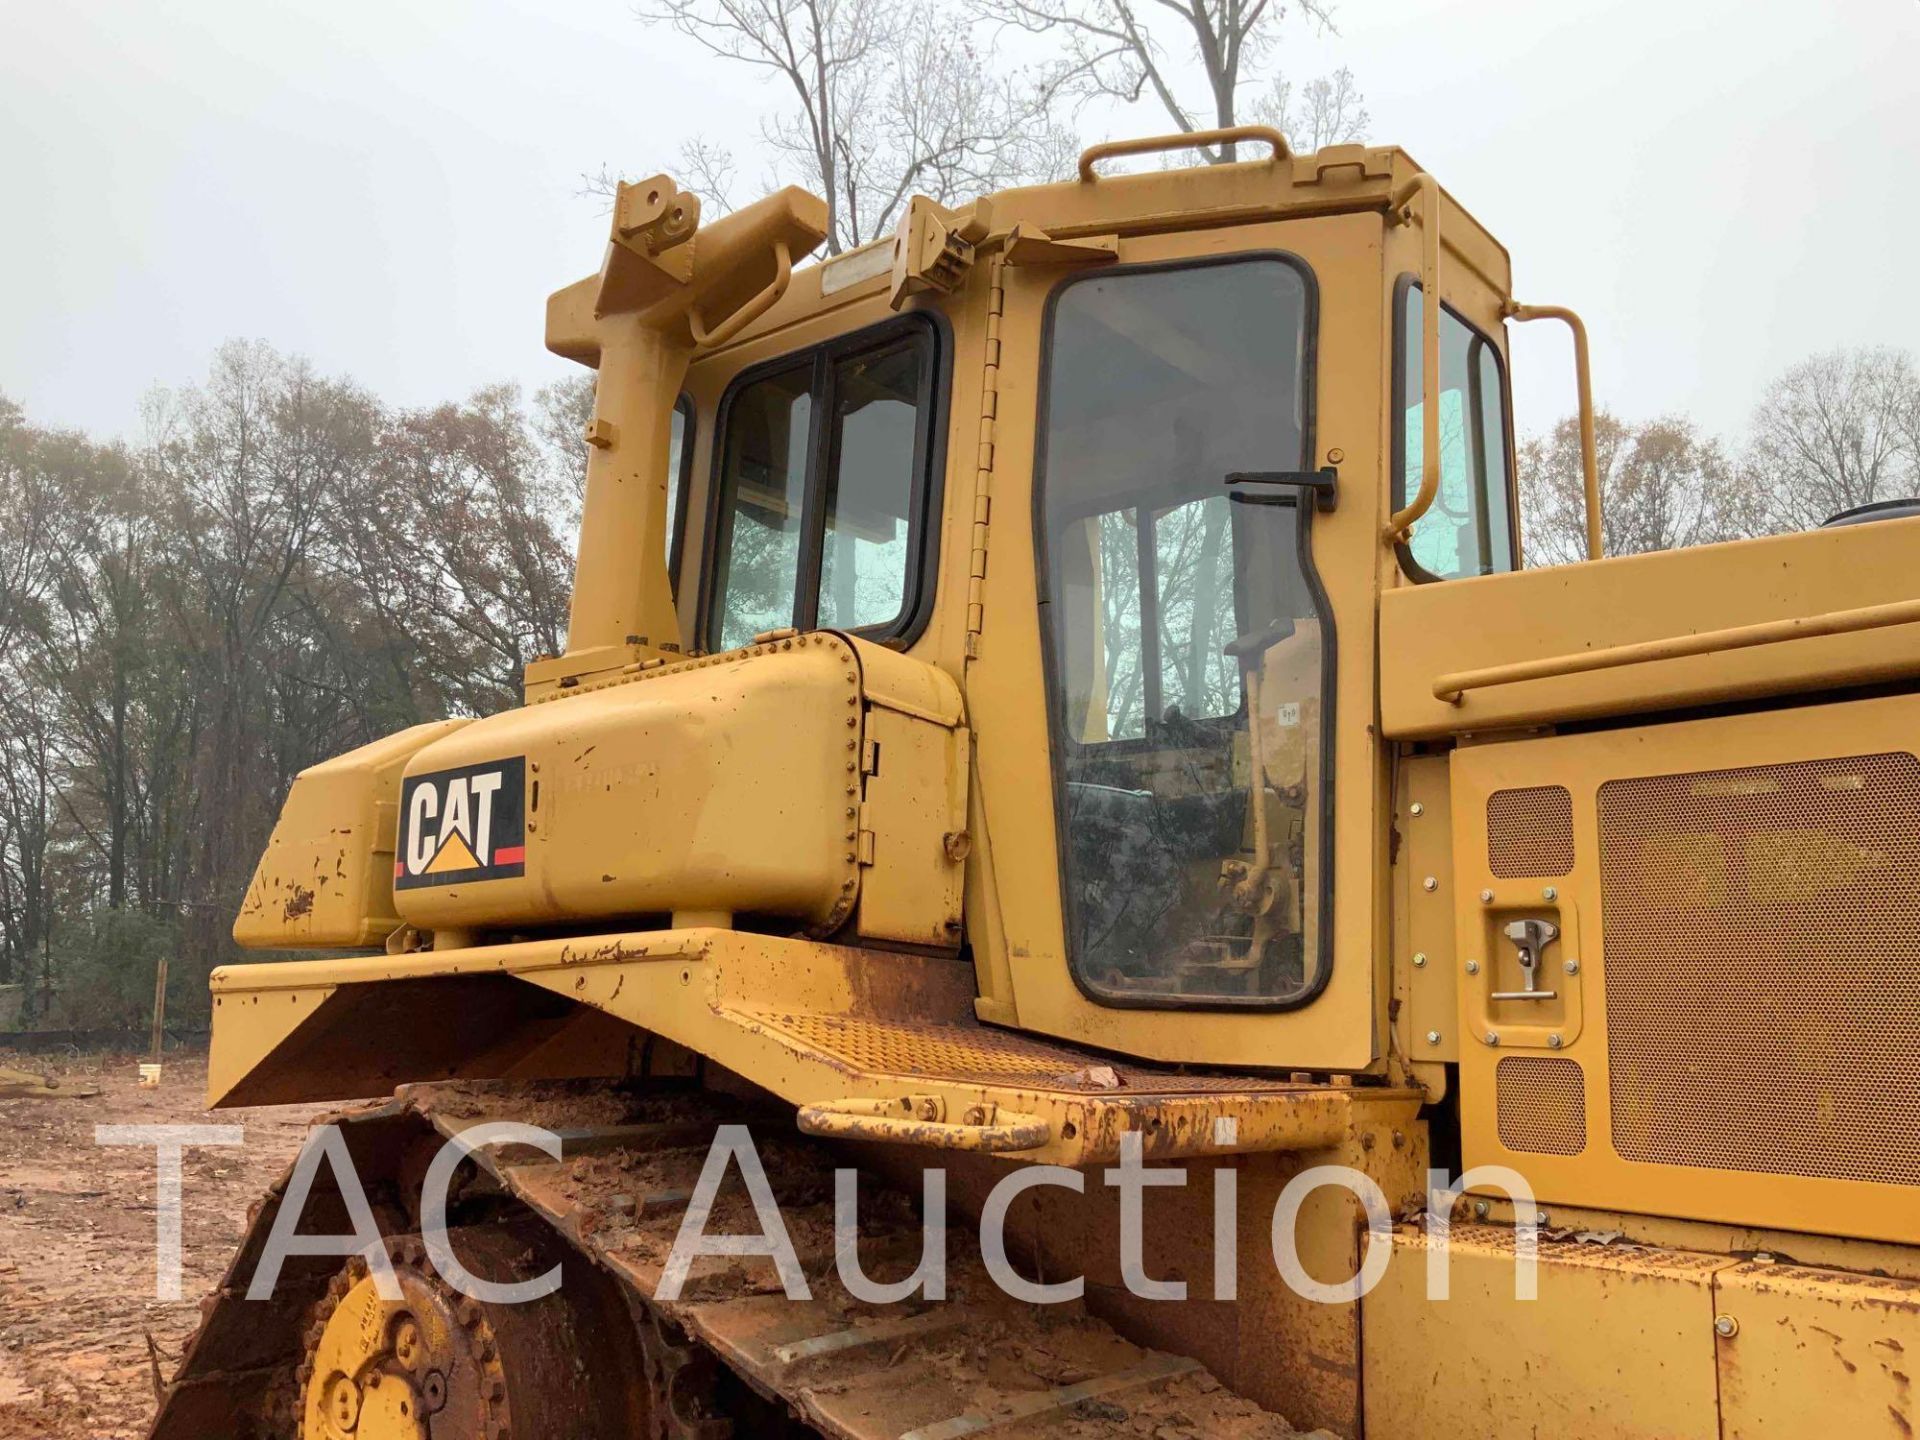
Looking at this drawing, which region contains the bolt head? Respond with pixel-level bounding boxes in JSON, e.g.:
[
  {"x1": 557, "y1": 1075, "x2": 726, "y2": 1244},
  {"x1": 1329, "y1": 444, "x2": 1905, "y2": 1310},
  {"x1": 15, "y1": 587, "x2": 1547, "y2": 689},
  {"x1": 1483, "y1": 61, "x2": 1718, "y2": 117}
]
[
  {"x1": 1465, "y1": 959, "x2": 1480, "y2": 975},
  {"x1": 1485, "y1": 1030, "x2": 1500, "y2": 1046},
  {"x1": 330, "y1": 1377, "x2": 361, "y2": 1430},
  {"x1": 1548, "y1": 1033, "x2": 1563, "y2": 1049},
  {"x1": 1473, "y1": 1200, "x2": 1491, "y2": 1219},
  {"x1": 1423, "y1": 875, "x2": 1439, "y2": 892},
  {"x1": 1426, "y1": 1029, "x2": 1442, "y2": 1045},
  {"x1": 1714, "y1": 1314, "x2": 1739, "y2": 1338},
  {"x1": 1412, "y1": 952, "x2": 1427, "y2": 968},
  {"x1": 1409, "y1": 801, "x2": 1425, "y2": 816},
  {"x1": 1542, "y1": 885, "x2": 1558, "y2": 901},
  {"x1": 1564, "y1": 959, "x2": 1580, "y2": 975},
  {"x1": 1480, "y1": 888, "x2": 1495, "y2": 904}
]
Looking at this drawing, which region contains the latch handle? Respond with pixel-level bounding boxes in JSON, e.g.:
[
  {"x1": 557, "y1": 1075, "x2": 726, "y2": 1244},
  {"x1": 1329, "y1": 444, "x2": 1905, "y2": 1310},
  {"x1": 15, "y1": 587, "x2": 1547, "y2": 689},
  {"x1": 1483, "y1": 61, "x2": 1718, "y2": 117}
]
[{"x1": 1494, "y1": 917, "x2": 1560, "y2": 1001}]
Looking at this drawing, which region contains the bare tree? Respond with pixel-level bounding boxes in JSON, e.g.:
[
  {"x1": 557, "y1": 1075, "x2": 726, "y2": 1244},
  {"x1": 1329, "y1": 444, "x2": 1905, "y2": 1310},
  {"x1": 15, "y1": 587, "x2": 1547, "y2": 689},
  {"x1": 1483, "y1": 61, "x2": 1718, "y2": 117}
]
[
  {"x1": 676, "y1": 137, "x2": 744, "y2": 214},
  {"x1": 1746, "y1": 347, "x2": 1920, "y2": 530},
  {"x1": 633, "y1": 0, "x2": 1070, "y2": 252},
  {"x1": 1520, "y1": 411, "x2": 1762, "y2": 567},
  {"x1": 1248, "y1": 63, "x2": 1367, "y2": 150},
  {"x1": 996, "y1": 0, "x2": 1354, "y2": 161}
]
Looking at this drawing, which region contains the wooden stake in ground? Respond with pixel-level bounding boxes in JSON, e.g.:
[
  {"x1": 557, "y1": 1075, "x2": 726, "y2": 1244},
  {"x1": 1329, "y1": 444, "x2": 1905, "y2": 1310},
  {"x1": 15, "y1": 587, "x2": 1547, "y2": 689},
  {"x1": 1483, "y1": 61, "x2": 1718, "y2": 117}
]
[{"x1": 150, "y1": 954, "x2": 169, "y2": 1063}]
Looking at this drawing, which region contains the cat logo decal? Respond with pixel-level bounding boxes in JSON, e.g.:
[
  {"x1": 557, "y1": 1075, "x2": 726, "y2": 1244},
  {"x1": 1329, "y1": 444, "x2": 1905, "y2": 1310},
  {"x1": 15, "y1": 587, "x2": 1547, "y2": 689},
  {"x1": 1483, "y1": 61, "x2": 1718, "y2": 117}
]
[{"x1": 395, "y1": 757, "x2": 526, "y2": 887}]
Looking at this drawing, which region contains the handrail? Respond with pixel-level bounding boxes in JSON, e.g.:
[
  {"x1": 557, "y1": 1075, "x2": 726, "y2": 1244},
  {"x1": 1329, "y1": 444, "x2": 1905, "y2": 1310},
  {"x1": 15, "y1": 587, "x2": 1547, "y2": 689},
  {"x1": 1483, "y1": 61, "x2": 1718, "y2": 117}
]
[
  {"x1": 797, "y1": 1097, "x2": 1050, "y2": 1153},
  {"x1": 1506, "y1": 302, "x2": 1603, "y2": 560},
  {"x1": 1385, "y1": 173, "x2": 1441, "y2": 546},
  {"x1": 1432, "y1": 597, "x2": 1920, "y2": 704},
  {"x1": 688, "y1": 240, "x2": 792, "y2": 349},
  {"x1": 1077, "y1": 126, "x2": 1290, "y2": 181}
]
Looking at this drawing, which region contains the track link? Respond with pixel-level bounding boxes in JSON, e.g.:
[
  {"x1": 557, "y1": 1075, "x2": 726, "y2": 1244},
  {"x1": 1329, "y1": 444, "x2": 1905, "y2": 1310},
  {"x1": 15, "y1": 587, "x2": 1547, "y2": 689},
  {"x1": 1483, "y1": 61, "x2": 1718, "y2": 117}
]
[{"x1": 151, "y1": 1079, "x2": 1322, "y2": 1439}]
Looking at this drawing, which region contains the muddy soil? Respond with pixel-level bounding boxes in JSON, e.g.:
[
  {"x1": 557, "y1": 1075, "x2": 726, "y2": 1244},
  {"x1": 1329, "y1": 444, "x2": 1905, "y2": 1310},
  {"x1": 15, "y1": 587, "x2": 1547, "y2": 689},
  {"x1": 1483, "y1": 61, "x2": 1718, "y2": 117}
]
[{"x1": 0, "y1": 1050, "x2": 310, "y2": 1440}]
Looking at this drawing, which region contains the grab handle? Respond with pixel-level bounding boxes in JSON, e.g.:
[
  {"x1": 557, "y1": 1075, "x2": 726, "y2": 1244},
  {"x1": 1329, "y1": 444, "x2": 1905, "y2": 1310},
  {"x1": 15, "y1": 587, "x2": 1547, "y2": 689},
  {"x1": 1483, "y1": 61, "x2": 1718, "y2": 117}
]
[
  {"x1": 1433, "y1": 598, "x2": 1920, "y2": 704},
  {"x1": 1079, "y1": 126, "x2": 1290, "y2": 181},
  {"x1": 688, "y1": 241, "x2": 792, "y2": 349}
]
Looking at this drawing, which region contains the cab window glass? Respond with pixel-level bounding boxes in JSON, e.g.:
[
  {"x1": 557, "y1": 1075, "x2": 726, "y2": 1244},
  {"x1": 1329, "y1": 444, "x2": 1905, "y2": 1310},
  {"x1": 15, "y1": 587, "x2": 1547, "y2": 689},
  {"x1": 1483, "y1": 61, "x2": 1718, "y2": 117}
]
[
  {"x1": 708, "y1": 325, "x2": 936, "y2": 650},
  {"x1": 820, "y1": 342, "x2": 923, "y2": 630},
  {"x1": 1397, "y1": 284, "x2": 1516, "y2": 578},
  {"x1": 665, "y1": 397, "x2": 693, "y2": 595},
  {"x1": 1039, "y1": 258, "x2": 1330, "y2": 1008},
  {"x1": 710, "y1": 365, "x2": 812, "y2": 651}
]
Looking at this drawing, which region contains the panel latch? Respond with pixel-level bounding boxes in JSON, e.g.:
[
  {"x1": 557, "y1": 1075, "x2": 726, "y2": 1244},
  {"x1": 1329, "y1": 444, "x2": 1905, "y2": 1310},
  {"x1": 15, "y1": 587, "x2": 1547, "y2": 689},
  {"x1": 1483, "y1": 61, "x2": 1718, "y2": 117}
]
[{"x1": 1493, "y1": 917, "x2": 1560, "y2": 1001}]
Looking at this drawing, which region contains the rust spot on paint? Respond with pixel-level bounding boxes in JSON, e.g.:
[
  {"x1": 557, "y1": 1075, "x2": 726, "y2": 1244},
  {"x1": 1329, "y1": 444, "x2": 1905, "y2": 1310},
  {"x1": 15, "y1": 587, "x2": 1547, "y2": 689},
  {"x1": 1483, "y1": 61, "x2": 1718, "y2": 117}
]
[{"x1": 283, "y1": 888, "x2": 315, "y2": 921}]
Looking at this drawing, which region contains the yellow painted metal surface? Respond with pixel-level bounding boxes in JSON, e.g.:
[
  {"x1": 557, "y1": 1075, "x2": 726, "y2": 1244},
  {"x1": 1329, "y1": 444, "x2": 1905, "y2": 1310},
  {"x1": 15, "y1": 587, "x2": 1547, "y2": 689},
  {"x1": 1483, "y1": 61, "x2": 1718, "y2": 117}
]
[
  {"x1": 1391, "y1": 755, "x2": 1457, "y2": 1092},
  {"x1": 1364, "y1": 1225, "x2": 1733, "y2": 1439},
  {"x1": 1450, "y1": 692, "x2": 1920, "y2": 1246},
  {"x1": 206, "y1": 930, "x2": 1417, "y2": 1169},
  {"x1": 380, "y1": 631, "x2": 966, "y2": 944},
  {"x1": 233, "y1": 719, "x2": 468, "y2": 948},
  {"x1": 1380, "y1": 514, "x2": 1920, "y2": 739},
  {"x1": 1713, "y1": 1260, "x2": 1920, "y2": 1437},
  {"x1": 534, "y1": 182, "x2": 829, "y2": 685}
]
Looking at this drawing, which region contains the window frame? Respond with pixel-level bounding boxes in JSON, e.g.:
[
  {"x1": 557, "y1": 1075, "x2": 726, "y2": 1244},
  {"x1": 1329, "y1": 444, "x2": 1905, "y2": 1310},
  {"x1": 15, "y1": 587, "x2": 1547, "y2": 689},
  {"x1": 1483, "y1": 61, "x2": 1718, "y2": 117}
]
[
  {"x1": 1030, "y1": 251, "x2": 1338, "y2": 1014},
  {"x1": 667, "y1": 393, "x2": 695, "y2": 599},
  {"x1": 1389, "y1": 273, "x2": 1522, "y2": 583},
  {"x1": 697, "y1": 313, "x2": 949, "y2": 652}
]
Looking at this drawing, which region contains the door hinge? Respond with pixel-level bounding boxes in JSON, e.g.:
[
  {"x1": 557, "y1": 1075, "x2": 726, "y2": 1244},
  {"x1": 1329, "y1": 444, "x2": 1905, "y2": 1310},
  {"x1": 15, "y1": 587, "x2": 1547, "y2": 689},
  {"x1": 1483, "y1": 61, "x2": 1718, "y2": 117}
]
[{"x1": 964, "y1": 256, "x2": 1006, "y2": 660}]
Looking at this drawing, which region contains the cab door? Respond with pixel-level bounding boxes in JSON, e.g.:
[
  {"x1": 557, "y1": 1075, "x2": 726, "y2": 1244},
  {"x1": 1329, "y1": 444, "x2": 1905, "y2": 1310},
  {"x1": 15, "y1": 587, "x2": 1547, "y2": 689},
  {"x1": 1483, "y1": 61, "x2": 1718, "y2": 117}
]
[{"x1": 965, "y1": 211, "x2": 1389, "y2": 1072}]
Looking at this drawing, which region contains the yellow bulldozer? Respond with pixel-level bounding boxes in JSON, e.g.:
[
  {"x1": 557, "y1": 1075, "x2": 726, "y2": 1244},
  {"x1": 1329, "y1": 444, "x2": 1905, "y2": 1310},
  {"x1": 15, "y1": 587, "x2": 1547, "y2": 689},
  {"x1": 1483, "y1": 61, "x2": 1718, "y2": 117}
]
[{"x1": 154, "y1": 127, "x2": 1920, "y2": 1439}]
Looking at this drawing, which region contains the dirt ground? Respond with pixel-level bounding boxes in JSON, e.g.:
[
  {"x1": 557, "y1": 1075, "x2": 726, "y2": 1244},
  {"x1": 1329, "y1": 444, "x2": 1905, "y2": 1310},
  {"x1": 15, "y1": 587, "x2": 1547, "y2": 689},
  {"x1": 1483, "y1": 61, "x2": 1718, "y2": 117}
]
[{"x1": 0, "y1": 1049, "x2": 312, "y2": 1440}]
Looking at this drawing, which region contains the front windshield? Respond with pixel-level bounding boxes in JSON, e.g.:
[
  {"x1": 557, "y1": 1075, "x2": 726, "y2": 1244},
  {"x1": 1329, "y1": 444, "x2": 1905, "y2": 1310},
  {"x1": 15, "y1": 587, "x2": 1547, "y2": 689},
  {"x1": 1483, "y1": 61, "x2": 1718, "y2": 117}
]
[{"x1": 1037, "y1": 258, "x2": 1330, "y2": 1007}]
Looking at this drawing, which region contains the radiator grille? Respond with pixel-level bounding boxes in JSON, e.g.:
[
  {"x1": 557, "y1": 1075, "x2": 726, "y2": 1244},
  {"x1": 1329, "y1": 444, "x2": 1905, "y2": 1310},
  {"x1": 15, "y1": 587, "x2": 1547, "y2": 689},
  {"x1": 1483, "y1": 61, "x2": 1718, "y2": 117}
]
[
  {"x1": 1496, "y1": 1057, "x2": 1587, "y2": 1156},
  {"x1": 1488, "y1": 786, "x2": 1575, "y2": 877},
  {"x1": 1599, "y1": 752, "x2": 1920, "y2": 1188}
]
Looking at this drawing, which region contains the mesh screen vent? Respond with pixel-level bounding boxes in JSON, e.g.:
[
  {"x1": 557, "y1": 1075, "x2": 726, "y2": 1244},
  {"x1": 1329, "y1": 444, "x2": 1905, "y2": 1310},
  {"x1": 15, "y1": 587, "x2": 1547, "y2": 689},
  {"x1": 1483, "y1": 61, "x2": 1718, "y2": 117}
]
[
  {"x1": 1600, "y1": 752, "x2": 1920, "y2": 1188},
  {"x1": 1496, "y1": 1056, "x2": 1588, "y2": 1155},
  {"x1": 1488, "y1": 786, "x2": 1575, "y2": 877}
]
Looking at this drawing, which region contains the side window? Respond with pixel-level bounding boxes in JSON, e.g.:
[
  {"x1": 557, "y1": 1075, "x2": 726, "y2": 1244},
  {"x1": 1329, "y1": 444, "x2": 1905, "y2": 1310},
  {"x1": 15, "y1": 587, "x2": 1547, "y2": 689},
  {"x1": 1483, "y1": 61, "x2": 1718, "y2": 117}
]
[
  {"x1": 1038, "y1": 258, "x2": 1331, "y2": 1009},
  {"x1": 665, "y1": 396, "x2": 694, "y2": 596},
  {"x1": 1395, "y1": 282, "x2": 1516, "y2": 579},
  {"x1": 707, "y1": 324, "x2": 938, "y2": 651},
  {"x1": 711, "y1": 365, "x2": 813, "y2": 651}
]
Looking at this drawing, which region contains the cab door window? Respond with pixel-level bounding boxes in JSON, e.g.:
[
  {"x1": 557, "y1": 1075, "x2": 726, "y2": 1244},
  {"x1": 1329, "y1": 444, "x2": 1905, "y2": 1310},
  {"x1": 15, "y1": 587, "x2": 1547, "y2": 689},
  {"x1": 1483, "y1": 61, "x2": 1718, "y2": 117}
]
[
  {"x1": 1038, "y1": 257, "x2": 1332, "y2": 1008},
  {"x1": 706, "y1": 321, "x2": 940, "y2": 651}
]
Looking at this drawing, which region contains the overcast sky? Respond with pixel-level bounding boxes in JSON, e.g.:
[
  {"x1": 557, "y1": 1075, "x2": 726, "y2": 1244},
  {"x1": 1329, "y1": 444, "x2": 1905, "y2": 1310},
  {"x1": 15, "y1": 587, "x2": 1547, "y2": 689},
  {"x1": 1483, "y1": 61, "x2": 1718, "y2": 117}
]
[{"x1": 2, "y1": 0, "x2": 1916, "y2": 449}]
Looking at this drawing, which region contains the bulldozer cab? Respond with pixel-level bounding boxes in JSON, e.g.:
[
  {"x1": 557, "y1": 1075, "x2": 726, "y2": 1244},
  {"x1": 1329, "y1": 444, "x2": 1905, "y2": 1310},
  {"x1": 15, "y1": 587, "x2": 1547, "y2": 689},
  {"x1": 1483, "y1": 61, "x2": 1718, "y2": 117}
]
[{"x1": 651, "y1": 135, "x2": 1519, "y2": 1074}]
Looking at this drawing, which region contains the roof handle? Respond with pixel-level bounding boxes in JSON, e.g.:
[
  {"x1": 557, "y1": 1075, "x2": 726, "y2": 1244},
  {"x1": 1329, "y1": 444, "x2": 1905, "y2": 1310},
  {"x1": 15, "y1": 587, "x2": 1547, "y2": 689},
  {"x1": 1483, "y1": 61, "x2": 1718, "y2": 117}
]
[{"x1": 1077, "y1": 126, "x2": 1290, "y2": 182}]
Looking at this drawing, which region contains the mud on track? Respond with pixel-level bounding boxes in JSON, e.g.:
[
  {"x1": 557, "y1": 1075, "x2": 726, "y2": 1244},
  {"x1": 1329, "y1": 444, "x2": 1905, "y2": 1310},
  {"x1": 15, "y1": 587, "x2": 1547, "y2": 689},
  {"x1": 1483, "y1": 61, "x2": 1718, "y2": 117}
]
[{"x1": 0, "y1": 1050, "x2": 309, "y2": 1440}]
